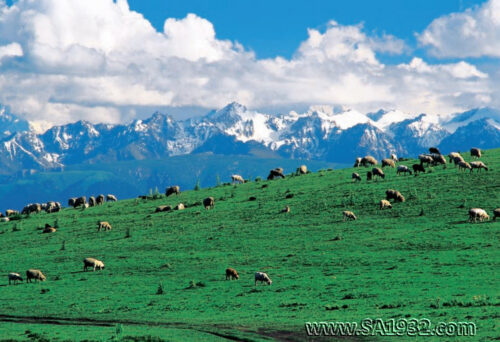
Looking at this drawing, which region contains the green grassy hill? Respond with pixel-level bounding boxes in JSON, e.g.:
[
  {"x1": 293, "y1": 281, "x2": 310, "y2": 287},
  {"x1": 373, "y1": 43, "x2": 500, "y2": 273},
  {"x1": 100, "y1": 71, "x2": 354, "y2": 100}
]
[{"x1": 0, "y1": 149, "x2": 498, "y2": 341}]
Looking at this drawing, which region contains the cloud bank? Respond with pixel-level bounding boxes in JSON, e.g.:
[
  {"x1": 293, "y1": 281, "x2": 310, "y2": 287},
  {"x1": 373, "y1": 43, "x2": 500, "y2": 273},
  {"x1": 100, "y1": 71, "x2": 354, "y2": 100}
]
[{"x1": 0, "y1": 0, "x2": 497, "y2": 128}]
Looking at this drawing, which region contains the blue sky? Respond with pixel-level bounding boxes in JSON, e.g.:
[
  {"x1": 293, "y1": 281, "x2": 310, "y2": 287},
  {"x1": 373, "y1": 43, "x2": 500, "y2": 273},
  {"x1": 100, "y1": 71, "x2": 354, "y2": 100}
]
[
  {"x1": 0, "y1": 0, "x2": 498, "y2": 127},
  {"x1": 128, "y1": 0, "x2": 485, "y2": 60}
]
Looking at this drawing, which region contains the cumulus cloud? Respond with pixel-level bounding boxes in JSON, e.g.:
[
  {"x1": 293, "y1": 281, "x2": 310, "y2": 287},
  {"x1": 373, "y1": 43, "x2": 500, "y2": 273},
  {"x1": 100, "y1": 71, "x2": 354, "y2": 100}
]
[
  {"x1": 418, "y1": 0, "x2": 500, "y2": 58},
  {"x1": 0, "y1": 0, "x2": 496, "y2": 128}
]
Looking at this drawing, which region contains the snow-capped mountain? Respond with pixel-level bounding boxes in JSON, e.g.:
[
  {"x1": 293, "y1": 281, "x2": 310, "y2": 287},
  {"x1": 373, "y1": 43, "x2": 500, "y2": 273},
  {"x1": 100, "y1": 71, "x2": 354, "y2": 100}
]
[
  {"x1": 0, "y1": 105, "x2": 29, "y2": 138},
  {"x1": 1, "y1": 102, "x2": 499, "y2": 175}
]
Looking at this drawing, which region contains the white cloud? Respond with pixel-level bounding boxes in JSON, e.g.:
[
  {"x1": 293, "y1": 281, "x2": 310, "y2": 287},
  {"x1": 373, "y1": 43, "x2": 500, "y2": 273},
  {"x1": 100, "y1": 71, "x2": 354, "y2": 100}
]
[
  {"x1": 0, "y1": 0, "x2": 496, "y2": 128},
  {"x1": 418, "y1": 0, "x2": 500, "y2": 58}
]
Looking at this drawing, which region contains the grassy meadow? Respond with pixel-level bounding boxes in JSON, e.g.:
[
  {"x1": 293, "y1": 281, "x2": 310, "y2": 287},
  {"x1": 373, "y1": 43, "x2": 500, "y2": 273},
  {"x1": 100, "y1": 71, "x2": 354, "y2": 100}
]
[{"x1": 0, "y1": 149, "x2": 498, "y2": 341}]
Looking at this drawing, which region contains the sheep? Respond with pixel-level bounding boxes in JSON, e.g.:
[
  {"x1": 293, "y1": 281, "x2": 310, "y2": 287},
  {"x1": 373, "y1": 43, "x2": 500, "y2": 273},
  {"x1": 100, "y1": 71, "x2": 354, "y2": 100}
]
[
  {"x1": 470, "y1": 148, "x2": 481, "y2": 159},
  {"x1": 297, "y1": 165, "x2": 308, "y2": 174},
  {"x1": 155, "y1": 205, "x2": 172, "y2": 213},
  {"x1": 366, "y1": 171, "x2": 372, "y2": 181},
  {"x1": 372, "y1": 167, "x2": 385, "y2": 179},
  {"x1": 342, "y1": 210, "x2": 357, "y2": 221},
  {"x1": 45, "y1": 201, "x2": 60, "y2": 213},
  {"x1": 203, "y1": 197, "x2": 215, "y2": 210},
  {"x1": 381, "y1": 158, "x2": 395, "y2": 168},
  {"x1": 267, "y1": 168, "x2": 285, "y2": 180},
  {"x1": 396, "y1": 165, "x2": 412, "y2": 176},
  {"x1": 431, "y1": 154, "x2": 447, "y2": 165},
  {"x1": 83, "y1": 257, "x2": 105, "y2": 272},
  {"x1": 429, "y1": 147, "x2": 441, "y2": 155},
  {"x1": 453, "y1": 155, "x2": 465, "y2": 166},
  {"x1": 391, "y1": 153, "x2": 398, "y2": 161},
  {"x1": 412, "y1": 164, "x2": 425, "y2": 174},
  {"x1": 419, "y1": 154, "x2": 433, "y2": 166},
  {"x1": 231, "y1": 174, "x2": 245, "y2": 184},
  {"x1": 88, "y1": 196, "x2": 96, "y2": 207},
  {"x1": 468, "y1": 208, "x2": 489, "y2": 222},
  {"x1": 5, "y1": 209, "x2": 19, "y2": 217},
  {"x1": 361, "y1": 156, "x2": 378, "y2": 167},
  {"x1": 493, "y1": 208, "x2": 500, "y2": 221},
  {"x1": 255, "y1": 272, "x2": 272, "y2": 285},
  {"x1": 352, "y1": 172, "x2": 361, "y2": 182},
  {"x1": 225, "y1": 268, "x2": 239, "y2": 280},
  {"x1": 0, "y1": 217, "x2": 9, "y2": 222},
  {"x1": 448, "y1": 152, "x2": 462, "y2": 163},
  {"x1": 26, "y1": 269, "x2": 46, "y2": 283},
  {"x1": 73, "y1": 196, "x2": 86, "y2": 208},
  {"x1": 96, "y1": 194, "x2": 105, "y2": 205},
  {"x1": 470, "y1": 161, "x2": 488, "y2": 172},
  {"x1": 106, "y1": 194, "x2": 117, "y2": 202},
  {"x1": 380, "y1": 199, "x2": 392, "y2": 210},
  {"x1": 97, "y1": 221, "x2": 112, "y2": 231},
  {"x1": 166, "y1": 186, "x2": 180, "y2": 197},
  {"x1": 68, "y1": 198, "x2": 76, "y2": 207},
  {"x1": 174, "y1": 203, "x2": 185, "y2": 210},
  {"x1": 386, "y1": 189, "x2": 405, "y2": 202},
  {"x1": 353, "y1": 157, "x2": 362, "y2": 167},
  {"x1": 8, "y1": 272, "x2": 23, "y2": 285},
  {"x1": 281, "y1": 206, "x2": 290, "y2": 213},
  {"x1": 458, "y1": 161, "x2": 472, "y2": 172},
  {"x1": 22, "y1": 203, "x2": 41, "y2": 215},
  {"x1": 42, "y1": 224, "x2": 56, "y2": 234}
]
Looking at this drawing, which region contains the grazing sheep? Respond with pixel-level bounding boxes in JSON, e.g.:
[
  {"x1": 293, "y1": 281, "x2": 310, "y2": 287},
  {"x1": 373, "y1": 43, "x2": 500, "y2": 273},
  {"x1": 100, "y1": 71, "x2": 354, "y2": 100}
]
[
  {"x1": 106, "y1": 194, "x2": 117, "y2": 202},
  {"x1": 255, "y1": 272, "x2": 272, "y2": 285},
  {"x1": 42, "y1": 224, "x2": 56, "y2": 234},
  {"x1": 45, "y1": 201, "x2": 60, "y2": 213},
  {"x1": 352, "y1": 172, "x2": 361, "y2": 182},
  {"x1": 470, "y1": 161, "x2": 488, "y2": 172},
  {"x1": 353, "y1": 157, "x2": 362, "y2": 167},
  {"x1": 83, "y1": 257, "x2": 105, "y2": 272},
  {"x1": 342, "y1": 210, "x2": 357, "y2": 221},
  {"x1": 412, "y1": 164, "x2": 425, "y2": 174},
  {"x1": 379, "y1": 199, "x2": 392, "y2": 210},
  {"x1": 429, "y1": 147, "x2": 441, "y2": 155},
  {"x1": 419, "y1": 154, "x2": 433, "y2": 166},
  {"x1": 174, "y1": 203, "x2": 185, "y2": 210},
  {"x1": 366, "y1": 171, "x2": 372, "y2": 181},
  {"x1": 470, "y1": 148, "x2": 481, "y2": 159},
  {"x1": 361, "y1": 156, "x2": 378, "y2": 167},
  {"x1": 298, "y1": 165, "x2": 308, "y2": 174},
  {"x1": 396, "y1": 165, "x2": 412, "y2": 176},
  {"x1": 68, "y1": 198, "x2": 76, "y2": 207},
  {"x1": 8, "y1": 272, "x2": 23, "y2": 285},
  {"x1": 5, "y1": 209, "x2": 19, "y2": 217},
  {"x1": 166, "y1": 186, "x2": 180, "y2": 197},
  {"x1": 0, "y1": 217, "x2": 9, "y2": 222},
  {"x1": 448, "y1": 152, "x2": 462, "y2": 163},
  {"x1": 231, "y1": 174, "x2": 245, "y2": 184},
  {"x1": 225, "y1": 268, "x2": 239, "y2": 280},
  {"x1": 381, "y1": 158, "x2": 395, "y2": 168},
  {"x1": 22, "y1": 203, "x2": 41, "y2": 215},
  {"x1": 372, "y1": 167, "x2": 385, "y2": 179},
  {"x1": 452, "y1": 156, "x2": 465, "y2": 167},
  {"x1": 267, "y1": 168, "x2": 285, "y2": 180},
  {"x1": 281, "y1": 206, "x2": 290, "y2": 213},
  {"x1": 203, "y1": 197, "x2": 215, "y2": 210},
  {"x1": 391, "y1": 153, "x2": 398, "y2": 161},
  {"x1": 431, "y1": 154, "x2": 447, "y2": 165},
  {"x1": 386, "y1": 189, "x2": 405, "y2": 202},
  {"x1": 96, "y1": 194, "x2": 105, "y2": 205},
  {"x1": 493, "y1": 208, "x2": 500, "y2": 221},
  {"x1": 73, "y1": 196, "x2": 86, "y2": 208},
  {"x1": 97, "y1": 221, "x2": 112, "y2": 231},
  {"x1": 155, "y1": 205, "x2": 172, "y2": 213},
  {"x1": 26, "y1": 269, "x2": 46, "y2": 283},
  {"x1": 468, "y1": 208, "x2": 489, "y2": 222},
  {"x1": 88, "y1": 196, "x2": 96, "y2": 207},
  {"x1": 458, "y1": 161, "x2": 472, "y2": 172}
]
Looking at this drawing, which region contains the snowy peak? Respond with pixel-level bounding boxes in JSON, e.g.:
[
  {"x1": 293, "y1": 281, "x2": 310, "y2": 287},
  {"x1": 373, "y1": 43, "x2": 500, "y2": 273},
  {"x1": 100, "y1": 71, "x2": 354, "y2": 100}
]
[
  {"x1": 443, "y1": 107, "x2": 500, "y2": 133},
  {"x1": 0, "y1": 105, "x2": 30, "y2": 138}
]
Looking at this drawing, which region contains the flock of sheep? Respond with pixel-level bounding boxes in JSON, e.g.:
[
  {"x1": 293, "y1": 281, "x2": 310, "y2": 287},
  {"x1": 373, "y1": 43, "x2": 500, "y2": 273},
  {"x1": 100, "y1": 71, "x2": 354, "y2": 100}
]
[{"x1": 2, "y1": 147, "x2": 498, "y2": 287}]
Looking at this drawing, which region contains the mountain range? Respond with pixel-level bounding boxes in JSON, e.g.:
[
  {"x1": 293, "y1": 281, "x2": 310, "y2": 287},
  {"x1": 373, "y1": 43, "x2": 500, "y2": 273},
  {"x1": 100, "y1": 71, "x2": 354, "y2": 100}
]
[{"x1": 1, "y1": 103, "x2": 500, "y2": 176}]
